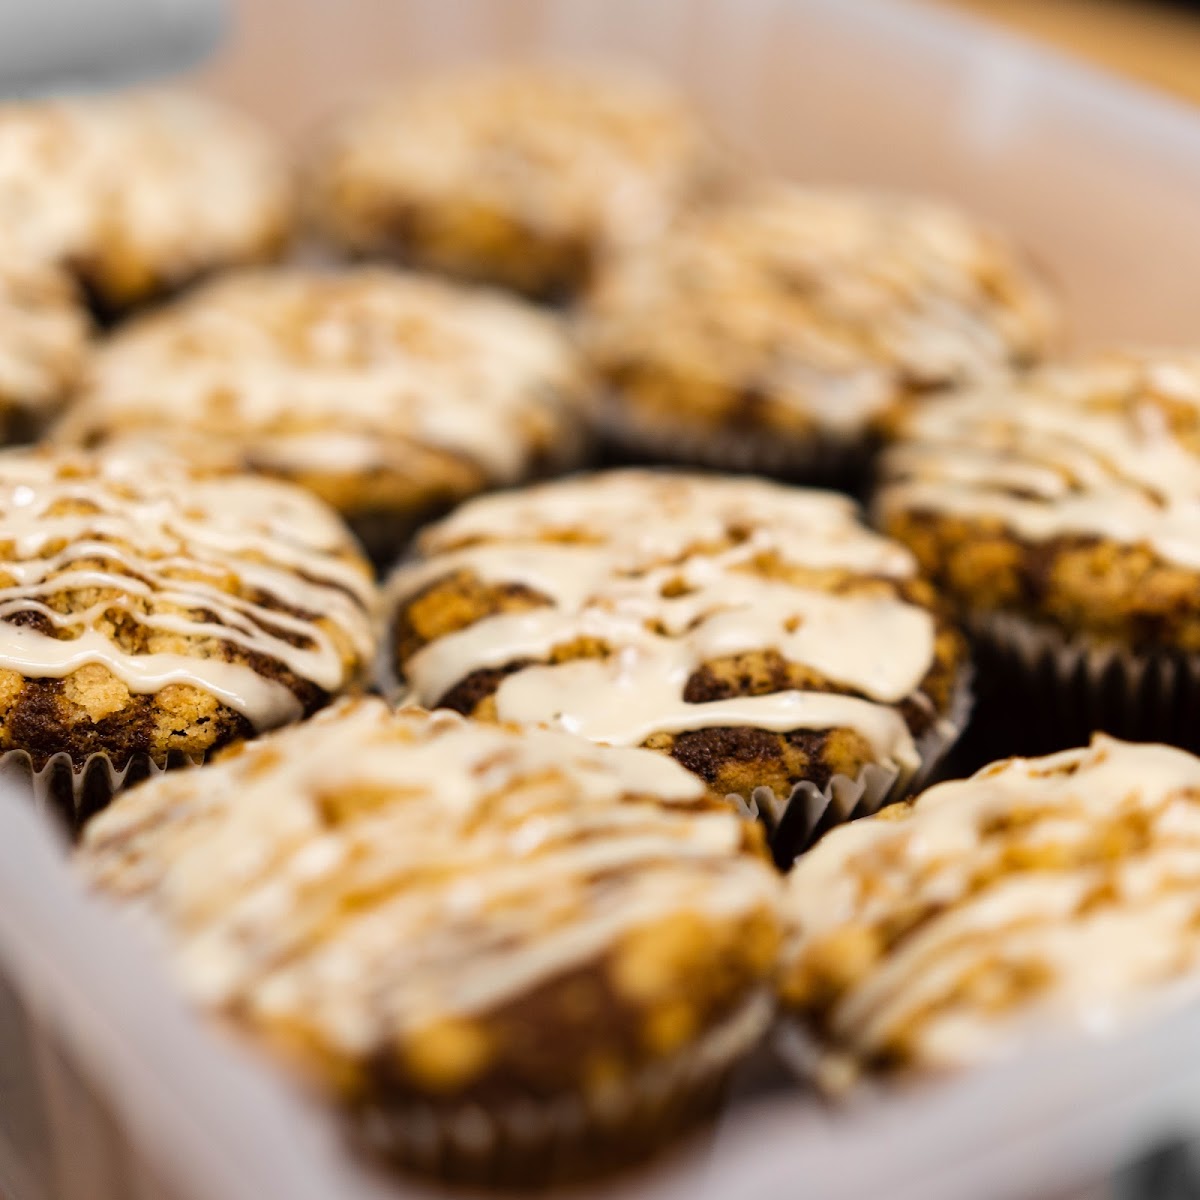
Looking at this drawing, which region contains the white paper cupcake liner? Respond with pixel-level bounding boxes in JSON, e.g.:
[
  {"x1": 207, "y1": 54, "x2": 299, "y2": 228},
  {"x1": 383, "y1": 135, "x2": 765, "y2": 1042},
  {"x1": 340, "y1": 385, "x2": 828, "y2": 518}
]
[
  {"x1": 759, "y1": 670, "x2": 974, "y2": 862},
  {"x1": 772, "y1": 1008, "x2": 918, "y2": 1106},
  {"x1": 0, "y1": 749, "x2": 197, "y2": 834},
  {"x1": 349, "y1": 988, "x2": 774, "y2": 1188},
  {"x1": 591, "y1": 396, "x2": 875, "y2": 488},
  {"x1": 970, "y1": 610, "x2": 1200, "y2": 751}
]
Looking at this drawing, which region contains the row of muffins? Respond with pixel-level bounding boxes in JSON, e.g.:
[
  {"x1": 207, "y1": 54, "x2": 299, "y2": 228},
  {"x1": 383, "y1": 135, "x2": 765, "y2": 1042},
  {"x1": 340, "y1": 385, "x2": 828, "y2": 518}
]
[
  {"x1": 1, "y1": 450, "x2": 1198, "y2": 1187},
  {"x1": 0, "y1": 60, "x2": 1199, "y2": 1190},
  {"x1": 76, "y1": 700, "x2": 1200, "y2": 1185},
  {"x1": 0, "y1": 69, "x2": 1062, "y2": 563}
]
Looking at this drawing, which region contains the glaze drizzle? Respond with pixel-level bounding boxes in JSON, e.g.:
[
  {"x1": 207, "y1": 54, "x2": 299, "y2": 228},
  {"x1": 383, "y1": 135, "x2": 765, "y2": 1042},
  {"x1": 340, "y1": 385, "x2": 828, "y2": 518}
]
[
  {"x1": 784, "y1": 735, "x2": 1200, "y2": 1074},
  {"x1": 79, "y1": 699, "x2": 780, "y2": 1051},
  {"x1": 0, "y1": 450, "x2": 377, "y2": 729},
  {"x1": 880, "y1": 352, "x2": 1200, "y2": 570},
  {"x1": 389, "y1": 471, "x2": 945, "y2": 773}
]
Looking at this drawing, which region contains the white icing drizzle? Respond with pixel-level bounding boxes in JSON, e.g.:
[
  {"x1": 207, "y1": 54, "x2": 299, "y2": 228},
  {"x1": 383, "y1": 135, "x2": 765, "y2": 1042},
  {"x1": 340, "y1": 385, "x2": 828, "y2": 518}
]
[
  {"x1": 784, "y1": 735, "x2": 1200, "y2": 1073},
  {"x1": 60, "y1": 267, "x2": 587, "y2": 482},
  {"x1": 0, "y1": 90, "x2": 289, "y2": 303},
  {"x1": 579, "y1": 185, "x2": 1059, "y2": 435},
  {"x1": 0, "y1": 450, "x2": 377, "y2": 730},
  {"x1": 389, "y1": 472, "x2": 941, "y2": 771},
  {"x1": 880, "y1": 352, "x2": 1200, "y2": 569},
  {"x1": 79, "y1": 699, "x2": 781, "y2": 1053}
]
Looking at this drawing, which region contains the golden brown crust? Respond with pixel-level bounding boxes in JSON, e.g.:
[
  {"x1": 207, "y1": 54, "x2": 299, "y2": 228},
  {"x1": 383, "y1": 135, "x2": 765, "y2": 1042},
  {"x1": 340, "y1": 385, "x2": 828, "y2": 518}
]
[{"x1": 883, "y1": 509, "x2": 1200, "y2": 651}]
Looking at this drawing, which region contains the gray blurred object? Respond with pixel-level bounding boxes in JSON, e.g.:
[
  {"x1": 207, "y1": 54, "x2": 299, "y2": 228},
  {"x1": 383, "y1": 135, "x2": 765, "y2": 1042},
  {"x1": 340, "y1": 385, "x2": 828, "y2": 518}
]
[{"x1": 0, "y1": 0, "x2": 226, "y2": 96}]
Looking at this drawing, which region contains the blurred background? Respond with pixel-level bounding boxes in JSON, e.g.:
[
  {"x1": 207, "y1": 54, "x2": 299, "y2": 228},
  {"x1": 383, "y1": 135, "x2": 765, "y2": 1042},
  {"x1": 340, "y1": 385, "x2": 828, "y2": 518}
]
[
  {"x1": 940, "y1": 0, "x2": 1200, "y2": 103},
  {"x1": 1, "y1": 2, "x2": 1200, "y2": 1197}
]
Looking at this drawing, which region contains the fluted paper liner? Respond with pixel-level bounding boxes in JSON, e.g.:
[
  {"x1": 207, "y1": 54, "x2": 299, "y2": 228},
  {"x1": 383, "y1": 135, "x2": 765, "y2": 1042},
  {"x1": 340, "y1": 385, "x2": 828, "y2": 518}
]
[
  {"x1": 756, "y1": 670, "x2": 973, "y2": 863},
  {"x1": 590, "y1": 397, "x2": 876, "y2": 488},
  {"x1": 349, "y1": 990, "x2": 774, "y2": 1189},
  {"x1": 970, "y1": 610, "x2": 1200, "y2": 753},
  {"x1": 0, "y1": 749, "x2": 198, "y2": 834}
]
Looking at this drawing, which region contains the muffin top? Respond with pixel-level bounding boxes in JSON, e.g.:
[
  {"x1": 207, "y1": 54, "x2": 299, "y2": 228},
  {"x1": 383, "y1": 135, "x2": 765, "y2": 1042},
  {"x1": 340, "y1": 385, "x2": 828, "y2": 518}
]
[
  {"x1": 0, "y1": 256, "x2": 90, "y2": 428},
  {"x1": 0, "y1": 448, "x2": 377, "y2": 769},
  {"x1": 308, "y1": 66, "x2": 720, "y2": 261},
  {"x1": 781, "y1": 735, "x2": 1200, "y2": 1083},
  {"x1": 388, "y1": 470, "x2": 965, "y2": 800},
  {"x1": 878, "y1": 351, "x2": 1200, "y2": 647},
  {"x1": 579, "y1": 186, "x2": 1059, "y2": 440},
  {"x1": 58, "y1": 267, "x2": 590, "y2": 515},
  {"x1": 79, "y1": 698, "x2": 781, "y2": 1103},
  {"x1": 0, "y1": 89, "x2": 291, "y2": 309}
]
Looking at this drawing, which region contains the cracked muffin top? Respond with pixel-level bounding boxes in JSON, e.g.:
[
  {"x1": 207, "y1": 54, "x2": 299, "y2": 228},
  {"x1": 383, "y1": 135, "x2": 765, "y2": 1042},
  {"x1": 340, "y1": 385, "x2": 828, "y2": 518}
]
[
  {"x1": 0, "y1": 448, "x2": 377, "y2": 779},
  {"x1": 0, "y1": 89, "x2": 291, "y2": 311},
  {"x1": 780, "y1": 735, "x2": 1200, "y2": 1086},
  {"x1": 578, "y1": 186, "x2": 1059, "y2": 451},
  {"x1": 0, "y1": 256, "x2": 90, "y2": 440},
  {"x1": 386, "y1": 470, "x2": 966, "y2": 805},
  {"x1": 57, "y1": 267, "x2": 592, "y2": 558},
  {"x1": 878, "y1": 351, "x2": 1200, "y2": 650},
  {"x1": 307, "y1": 64, "x2": 724, "y2": 299},
  {"x1": 78, "y1": 698, "x2": 782, "y2": 1113}
]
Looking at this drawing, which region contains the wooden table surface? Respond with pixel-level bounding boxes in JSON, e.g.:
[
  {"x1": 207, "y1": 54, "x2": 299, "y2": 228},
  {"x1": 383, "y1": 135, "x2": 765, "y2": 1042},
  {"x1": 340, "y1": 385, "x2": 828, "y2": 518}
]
[{"x1": 937, "y1": 0, "x2": 1200, "y2": 104}]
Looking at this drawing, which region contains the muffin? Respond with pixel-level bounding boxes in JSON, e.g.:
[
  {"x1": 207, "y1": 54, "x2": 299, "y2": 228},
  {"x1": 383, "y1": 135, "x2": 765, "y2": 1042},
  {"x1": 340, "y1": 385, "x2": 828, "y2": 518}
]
[
  {"x1": 78, "y1": 698, "x2": 783, "y2": 1186},
  {"x1": 385, "y1": 470, "x2": 969, "y2": 857},
  {"x1": 0, "y1": 256, "x2": 90, "y2": 442},
  {"x1": 577, "y1": 186, "x2": 1060, "y2": 480},
  {"x1": 878, "y1": 350, "x2": 1200, "y2": 756},
  {"x1": 0, "y1": 89, "x2": 292, "y2": 315},
  {"x1": 0, "y1": 447, "x2": 377, "y2": 827},
  {"x1": 55, "y1": 266, "x2": 592, "y2": 563},
  {"x1": 779, "y1": 735, "x2": 1200, "y2": 1090},
  {"x1": 307, "y1": 65, "x2": 725, "y2": 302}
]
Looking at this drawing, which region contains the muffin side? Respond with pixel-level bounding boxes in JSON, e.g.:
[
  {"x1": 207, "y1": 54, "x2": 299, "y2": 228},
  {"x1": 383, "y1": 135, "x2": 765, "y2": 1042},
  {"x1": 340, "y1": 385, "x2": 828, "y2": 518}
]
[{"x1": 878, "y1": 351, "x2": 1200, "y2": 751}]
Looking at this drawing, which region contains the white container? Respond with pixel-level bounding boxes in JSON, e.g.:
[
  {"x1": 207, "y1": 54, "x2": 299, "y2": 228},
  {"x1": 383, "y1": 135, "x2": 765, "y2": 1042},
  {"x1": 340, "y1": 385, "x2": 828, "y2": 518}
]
[{"x1": 9, "y1": 2, "x2": 1200, "y2": 1197}]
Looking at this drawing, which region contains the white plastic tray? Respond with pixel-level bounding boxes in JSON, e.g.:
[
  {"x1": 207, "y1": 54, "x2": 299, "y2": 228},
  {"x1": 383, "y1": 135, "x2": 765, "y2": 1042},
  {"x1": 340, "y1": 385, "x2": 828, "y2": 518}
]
[{"x1": 8, "y1": 2, "x2": 1200, "y2": 1197}]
